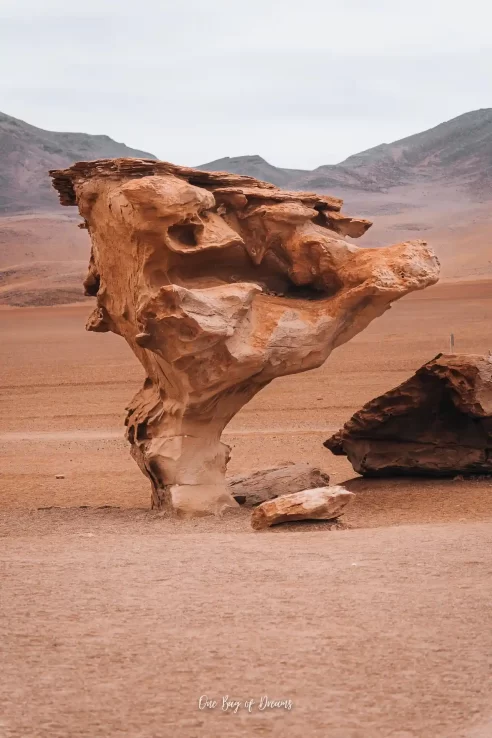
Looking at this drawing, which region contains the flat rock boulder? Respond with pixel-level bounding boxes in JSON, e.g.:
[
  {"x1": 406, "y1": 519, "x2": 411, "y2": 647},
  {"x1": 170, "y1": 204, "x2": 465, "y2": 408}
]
[
  {"x1": 325, "y1": 353, "x2": 492, "y2": 476},
  {"x1": 228, "y1": 462, "x2": 330, "y2": 506},
  {"x1": 251, "y1": 486, "x2": 354, "y2": 530}
]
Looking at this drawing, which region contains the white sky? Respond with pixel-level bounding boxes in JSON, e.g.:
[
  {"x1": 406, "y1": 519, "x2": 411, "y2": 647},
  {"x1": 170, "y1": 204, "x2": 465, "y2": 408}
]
[{"x1": 1, "y1": 0, "x2": 491, "y2": 168}]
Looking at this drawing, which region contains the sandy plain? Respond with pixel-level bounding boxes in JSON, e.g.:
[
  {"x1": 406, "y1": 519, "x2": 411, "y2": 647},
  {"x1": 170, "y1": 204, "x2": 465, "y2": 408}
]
[{"x1": 1, "y1": 280, "x2": 492, "y2": 737}]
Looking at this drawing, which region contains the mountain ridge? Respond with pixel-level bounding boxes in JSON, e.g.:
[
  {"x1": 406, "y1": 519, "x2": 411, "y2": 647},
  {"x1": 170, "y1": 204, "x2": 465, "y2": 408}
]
[
  {"x1": 1, "y1": 108, "x2": 491, "y2": 214},
  {"x1": 0, "y1": 111, "x2": 156, "y2": 213},
  {"x1": 198, "y1": 108, "x2": 492, "y2": 195}
]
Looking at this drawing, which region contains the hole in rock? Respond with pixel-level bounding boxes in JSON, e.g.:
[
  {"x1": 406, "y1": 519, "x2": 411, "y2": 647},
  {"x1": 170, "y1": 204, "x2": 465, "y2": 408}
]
[
  {"x1": 83, "y1": 273, "x2": 100, "y2": 296},
  {"x1": 136, "y1": 422, "x2": 148, "y2": 442},
  {"x1": 166, "y1": 244, "x2": 343, "y2": 300},
  {"x1": 168, "y1": 223, "x2": 199, "y2": 247},
  {"x1": 280, "y1": 283, "x2": 338, "y2": 301}
]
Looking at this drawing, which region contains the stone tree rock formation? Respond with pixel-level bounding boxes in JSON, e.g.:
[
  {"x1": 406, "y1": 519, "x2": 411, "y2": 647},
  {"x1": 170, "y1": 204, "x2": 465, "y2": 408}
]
[
  {"x1": 50, "y1": 158, "x2": 439, "y2": 515},
  {"x1": 325, "y1": 354, "x2": 492, "y2": 476}
]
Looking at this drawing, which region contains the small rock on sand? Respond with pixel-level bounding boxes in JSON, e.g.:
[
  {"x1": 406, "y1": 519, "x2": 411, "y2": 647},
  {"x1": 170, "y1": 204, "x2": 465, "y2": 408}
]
[{"x1": 251, "y1": 485, "x2": 354, "y2": 530}]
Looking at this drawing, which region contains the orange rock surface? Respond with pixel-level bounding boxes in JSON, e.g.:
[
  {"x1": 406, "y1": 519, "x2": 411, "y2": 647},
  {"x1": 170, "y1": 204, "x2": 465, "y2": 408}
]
[{"x1": 50, "y1": 158, "x2": 439, "y2": 515}]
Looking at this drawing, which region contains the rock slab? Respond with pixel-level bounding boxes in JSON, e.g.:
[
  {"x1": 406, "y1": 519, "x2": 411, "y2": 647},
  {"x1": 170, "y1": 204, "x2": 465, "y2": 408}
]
[
  {"x1": 251, "y1": 486, "x2": 354, "y2": 530},
  {"x1": 228, "y1": 462, "x2": 330, "y2": 506}
]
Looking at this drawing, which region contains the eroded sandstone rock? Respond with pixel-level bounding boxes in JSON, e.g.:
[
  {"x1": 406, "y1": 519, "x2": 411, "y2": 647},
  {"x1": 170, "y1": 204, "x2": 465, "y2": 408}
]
[
  {"x1": 325, "y1": 354, "x2": 492, "y2": 476},
  {"x1": 228, "y1": 462, "x2": 330, "y2": 506},
  {"x1": 50, "y1": 158, "x2": 439, "y2": 515},
  {"x1": 251, "y1": 486, "x2": 354, "y2": 530}
]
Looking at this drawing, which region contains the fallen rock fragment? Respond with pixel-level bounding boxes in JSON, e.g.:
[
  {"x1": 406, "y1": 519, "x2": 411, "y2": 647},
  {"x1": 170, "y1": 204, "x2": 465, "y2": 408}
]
[
  {"x1": 229, "y1": 462, "x2": 330, "y2": 506},
  {"x1": 325, "y1": 353, "x2": 492, "y2": 476},
  {"x1": 251, "y1": 486, "x2": 354, "y2": 530},
  {"x1": 55, "y1": 474, "x2": 65, "y2": 479}
]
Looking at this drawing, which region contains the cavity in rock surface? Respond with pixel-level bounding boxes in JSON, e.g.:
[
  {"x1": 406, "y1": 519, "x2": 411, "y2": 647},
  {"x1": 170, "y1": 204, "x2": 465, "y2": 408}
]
[{"x1": 50, "y1": 157, "x2": 439, "y2": 515}]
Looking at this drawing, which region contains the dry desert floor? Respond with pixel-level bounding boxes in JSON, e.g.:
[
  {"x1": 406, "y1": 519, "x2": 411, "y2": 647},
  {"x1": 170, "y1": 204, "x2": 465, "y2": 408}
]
[{"x1": 1, "y1": 280, "x2": 492, "y2": 737}]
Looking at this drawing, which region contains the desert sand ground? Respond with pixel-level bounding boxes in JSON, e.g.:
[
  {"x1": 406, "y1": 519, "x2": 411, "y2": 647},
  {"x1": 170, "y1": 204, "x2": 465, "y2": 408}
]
[{"x1": 1, "y1": 280, "x2": 492, "y2": 737}]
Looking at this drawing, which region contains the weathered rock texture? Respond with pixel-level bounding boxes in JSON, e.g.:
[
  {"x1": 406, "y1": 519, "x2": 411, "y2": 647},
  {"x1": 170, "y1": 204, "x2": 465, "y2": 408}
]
[
  {"x1": 325, "y1": 354, "x2": 492, "y2": 476},
  {"x1": 228, "y1": 462, "x2": 330, "y2": 506},
  {"x1": 50, "y1": 158, "x2": 439, "y2": 515},
  {"x1": 251, "y1": 486, "x2": 354, "y2": 530}
]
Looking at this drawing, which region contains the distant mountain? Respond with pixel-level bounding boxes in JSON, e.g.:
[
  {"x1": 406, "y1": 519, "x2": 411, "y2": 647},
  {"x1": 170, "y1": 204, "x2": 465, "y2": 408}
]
[
  {"x1": 320, "y1": 107, "x2": 492, "y2": 192},
  {"x1": 195, "y1": 155, "x2": 308, "y2": 188},
  {"x1": 199, "y1": 109, "x2": 492, "y2": 195},
  {"x1": 1, "y1": 108, "x2": 491, "y2": 214},
  {"x1": 0, "y1": 112, "x2": 156, "y2": 213},
  {"x1": 197, "y1": 155, "x2": 382, "y2": 192}
]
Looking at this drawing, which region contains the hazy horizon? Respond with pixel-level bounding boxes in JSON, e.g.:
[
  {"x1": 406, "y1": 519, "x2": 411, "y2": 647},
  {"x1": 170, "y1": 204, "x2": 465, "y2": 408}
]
[{"x1": 1, "y1": 0, "x2": 491, "y2": 169}]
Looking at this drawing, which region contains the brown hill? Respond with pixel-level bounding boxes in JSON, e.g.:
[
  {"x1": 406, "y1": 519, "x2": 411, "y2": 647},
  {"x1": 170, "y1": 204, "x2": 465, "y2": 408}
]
[
  {"x1": 302, "y1": 108, "x2": 492, "y2": 194},
  {"x1": 0, "y1": 212, "x2": 90, "y2": 307},
  {"x1": 195, "y1": 154, "x2": 308, "y2": 188},
  {"x1": 0, "y1": 111, "x2": 156, "y2": 213}
]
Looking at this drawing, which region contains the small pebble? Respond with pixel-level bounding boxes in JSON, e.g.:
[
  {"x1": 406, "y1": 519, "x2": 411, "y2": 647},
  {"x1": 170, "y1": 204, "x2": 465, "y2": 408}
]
[{"x1": 55, "y1": 474, "x2": 65, "y2": 479}]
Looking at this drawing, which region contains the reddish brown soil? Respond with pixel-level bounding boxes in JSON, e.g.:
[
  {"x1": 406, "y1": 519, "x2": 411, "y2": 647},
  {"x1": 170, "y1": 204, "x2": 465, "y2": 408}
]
[{"x1": 1, "y1": 281, "x2": 492, "y2": 737}]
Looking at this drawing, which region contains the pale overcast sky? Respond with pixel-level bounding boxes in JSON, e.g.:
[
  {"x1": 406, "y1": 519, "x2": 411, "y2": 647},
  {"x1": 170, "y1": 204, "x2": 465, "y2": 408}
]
[{"x1": 1, "y1": 0, "x2": 491, "y2": 168}]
